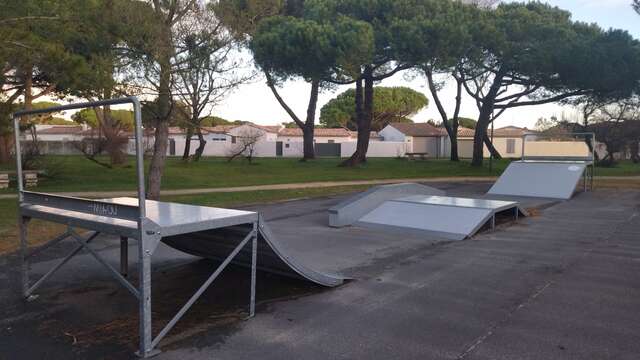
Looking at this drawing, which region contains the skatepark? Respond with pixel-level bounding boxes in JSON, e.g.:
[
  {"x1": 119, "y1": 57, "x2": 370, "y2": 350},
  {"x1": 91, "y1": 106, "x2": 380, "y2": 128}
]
[{"x1": 2, "y1": 99, "x2": 639, "y2": 359}]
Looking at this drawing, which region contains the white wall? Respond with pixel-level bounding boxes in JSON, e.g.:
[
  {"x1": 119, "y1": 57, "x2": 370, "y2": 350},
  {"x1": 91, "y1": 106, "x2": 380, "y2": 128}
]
[
  {"x1": 340, "y1": 141, "x2": 407, "y2": 158},
  {"x1": 277, "y1": 136, "x2": 354, "y2": 144},
  {"x1": 379, "y1": 126, "x2": 406, "y2": 142}
]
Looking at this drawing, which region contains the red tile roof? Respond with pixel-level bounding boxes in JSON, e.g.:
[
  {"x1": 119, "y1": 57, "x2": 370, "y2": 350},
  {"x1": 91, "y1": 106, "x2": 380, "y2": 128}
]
[
  {"x1": 388, "y1": 122, "x2": 443, "y2": 137},
  {"x1": 278, "y1": 127, "x2": 354, "y2": 137},
  {"x1": 37, "y1": 126, "x2": 84, "y2": 135},
  {"x1": 457, "y1": 126, "x2": 530, "y2": 138}
]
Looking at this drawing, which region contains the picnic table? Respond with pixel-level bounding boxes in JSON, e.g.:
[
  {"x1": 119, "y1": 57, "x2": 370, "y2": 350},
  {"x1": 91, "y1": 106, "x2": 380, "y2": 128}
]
[
  {"x1": 0, "y1": 170, "x2": 42, "y2": 188},
  {"x1": 406, "y1": 152, "x2": 429, "y2": 161}
]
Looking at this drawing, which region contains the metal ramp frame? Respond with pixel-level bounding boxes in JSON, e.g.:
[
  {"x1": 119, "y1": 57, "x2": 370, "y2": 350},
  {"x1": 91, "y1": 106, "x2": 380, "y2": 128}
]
[
  {"x1": 356, "y1": 195, "x2": 527, "y2": 241},
  {"x1": 12, "y1": 98, "x2": 342, "y2": 359}
]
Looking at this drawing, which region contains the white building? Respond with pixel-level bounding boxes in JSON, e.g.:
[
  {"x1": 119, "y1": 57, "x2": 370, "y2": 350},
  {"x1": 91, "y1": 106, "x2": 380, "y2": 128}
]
[{"x1": 379, "y1": 122, "x2": 448, "y2": 158}]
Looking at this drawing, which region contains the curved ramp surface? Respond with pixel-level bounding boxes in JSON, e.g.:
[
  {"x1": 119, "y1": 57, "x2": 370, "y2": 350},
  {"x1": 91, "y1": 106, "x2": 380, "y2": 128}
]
[
  {"x1": 162, "y1": 216, "x2": 344, "y2": 287},
  {"x1": 489, "y1": 161, "x2": 588, "y2": 200},
  {"x1": 329, "y1": 183, "x2": 445, "y2": 227},
  {"x1": 356, "y1": 195, "x2": 526, "y2": 240}
]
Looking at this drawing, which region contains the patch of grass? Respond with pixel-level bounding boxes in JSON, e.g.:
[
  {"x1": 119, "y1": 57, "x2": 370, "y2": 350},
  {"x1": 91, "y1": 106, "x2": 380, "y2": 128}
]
[
  {"x1": 0, "y1": 185, "x2": 368, "y2": 254},
  {"x1": 1, "y1": 156, "x2": 638, "y2": 195},
  {"x1": 0, "y1": 156, "x2": 507, "y2": 194}
]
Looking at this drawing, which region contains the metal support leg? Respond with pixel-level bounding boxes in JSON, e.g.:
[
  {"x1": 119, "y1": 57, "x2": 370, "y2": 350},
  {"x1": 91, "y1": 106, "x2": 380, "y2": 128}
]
[
  {"x1": 515, "y1": 207, "x2": 519, "y2": 221},
  {"x1": 249, "y1": 222, "x2": 258, "y2": 318},
  {"x1": 137, "y1": 238, "x2": 155, "y2": 358},
  {"x1": 491, "y1": 215, "x2": 496, "y2": 231},
  {"x1": 120, "y1": 237, "x2": 129, "y2": 277},
  {"x1": 19, "y1": 216, "x2": 30, "y2": 298}
]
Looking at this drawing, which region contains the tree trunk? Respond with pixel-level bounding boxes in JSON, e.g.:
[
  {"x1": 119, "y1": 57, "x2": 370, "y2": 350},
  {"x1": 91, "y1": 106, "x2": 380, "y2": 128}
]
[
  {"x1": 147, "y1": 55, "x2": 171, "y2": 200},
  {"x1": 341, "y1": 69, "x2": 373, "y2": 167},
  {"x1": 301, "y1": 79, "x2": 320, "y2": 161},
  {"x1": 302, "y1": 126, "x2": 315, "y2": 161},
  {"x1": 425, "y1": 67, "x2": 460, "y2": 161},
  {"x1": 483, "y1": 134, "x2": 502, "y2": 160},
  {"x1": 471, "y1": 72, "x2": 505, "y2": 167},
  {"x1": 183, "y1": 127, "x2": 193, "y2": 160},
  {"x1": 630, "y1": 141, "x2": 639, "y2": 163},
  {"x1": 0, "y1": 135, "x2": 10, "y2": 164},
  {"x1": 194, "y1": 127, "x2": 206, "y2": 161}
]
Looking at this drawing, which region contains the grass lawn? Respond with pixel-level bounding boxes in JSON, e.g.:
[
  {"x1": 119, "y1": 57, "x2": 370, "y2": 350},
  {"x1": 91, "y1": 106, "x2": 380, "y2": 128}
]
[
  {"x1": 1, "y1": 155, "x2": 638, "y2": 195},
  {"x1": 0, "y1": 185, "x2": 368, "y2": 254}
]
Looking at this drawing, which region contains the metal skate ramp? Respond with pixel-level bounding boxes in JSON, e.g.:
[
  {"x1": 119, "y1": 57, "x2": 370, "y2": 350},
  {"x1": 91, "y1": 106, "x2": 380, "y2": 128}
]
[
  {"x1": 329, "y1": 183, "x2": 445, "y2": 227},
  {"x1": 488, "y1": 161, "x2": 591, "y2": 200},
  {"x1": 162, "y1": 215, "x2": 345, "y2": 287},
  {"x1": 356, "y1": 195, "x2": 526, "y2": 241}
]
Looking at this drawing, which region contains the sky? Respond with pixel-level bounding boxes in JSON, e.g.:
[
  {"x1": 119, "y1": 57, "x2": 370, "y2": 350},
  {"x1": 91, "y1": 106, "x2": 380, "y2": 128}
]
[{"x1": 212, "y1": 0, "x2": 640, "y2": 130}]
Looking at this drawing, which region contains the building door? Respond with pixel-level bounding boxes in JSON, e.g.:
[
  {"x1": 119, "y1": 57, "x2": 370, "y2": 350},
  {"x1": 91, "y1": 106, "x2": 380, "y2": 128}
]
[
  {"x1": 276, "y1": 141, "x2": 283, "y2": 157},
  {"x1": 315, "y1": 143, "x2": 341, "y2": 157},
  {"x1": 169, "y1": 139, "x2": 176, "y2": 156}
]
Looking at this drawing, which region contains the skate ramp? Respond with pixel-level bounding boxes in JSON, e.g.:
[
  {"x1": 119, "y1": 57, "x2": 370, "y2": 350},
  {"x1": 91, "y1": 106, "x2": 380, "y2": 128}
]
[
  {"x1": 356, "y1": 195, "x2": 526, "y2": 241},
  {"x1": 488, "y1": 161, "x2": 588, "y2": 200},
  {"x1": 162, "y1": 215, "x2": 345, "y2": 287},
  {"x1": 329, "y1": 183, "x2": 445, "y2": 228}
]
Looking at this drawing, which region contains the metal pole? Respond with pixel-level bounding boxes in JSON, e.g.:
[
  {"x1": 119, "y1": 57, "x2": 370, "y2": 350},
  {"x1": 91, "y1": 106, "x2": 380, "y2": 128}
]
[
  {"x1": 250, "y1": 222, "x2": 258, "y2": 318},
  {"x1": 12, "y1": 114, "x2": 24, "y2": 198},
  {"x1": 489, "y1": 121, "x2": 494, "y2": 172},
  {"x1": 19, "y1": 217, "x2": 30, "y2": 297},
  {"x1": 131, "y1": 97, "x2": 146, "y2": 217},
  {"x1": 120, "y1": 237, "x2": 129, "y2": 277}
]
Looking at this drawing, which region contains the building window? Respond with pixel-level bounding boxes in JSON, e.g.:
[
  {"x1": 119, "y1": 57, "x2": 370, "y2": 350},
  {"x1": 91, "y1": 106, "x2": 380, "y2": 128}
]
[
  {"x1": 506, "y1": 138, "x2": 516, "y2": 154},
  {"x1": 231, "y1": 136, "x2": 236, "y2": 144},
  {"x1": 285, "y1": 143, "x2": 290, "y2": 148}
]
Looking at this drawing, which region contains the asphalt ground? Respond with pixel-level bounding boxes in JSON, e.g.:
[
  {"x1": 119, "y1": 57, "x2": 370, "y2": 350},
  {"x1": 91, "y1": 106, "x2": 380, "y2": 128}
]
[{"x1": 1, "y1": 182, "x2": 638, "y2": 359}]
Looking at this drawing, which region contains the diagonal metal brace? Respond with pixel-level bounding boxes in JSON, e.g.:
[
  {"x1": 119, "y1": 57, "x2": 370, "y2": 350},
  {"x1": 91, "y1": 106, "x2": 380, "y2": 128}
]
[
  {"x1": 26, "y1": 229, "x2": 72, "y2": 259},
  {"x1": 70, "y1": 229, "x2": 141, "y2": 300},
  {"x1": 150, "y1": 230, "x2": 256, "y2": 349},
  {"x1": 25, "y1": 231, "x2": 101, "y2": 298}
]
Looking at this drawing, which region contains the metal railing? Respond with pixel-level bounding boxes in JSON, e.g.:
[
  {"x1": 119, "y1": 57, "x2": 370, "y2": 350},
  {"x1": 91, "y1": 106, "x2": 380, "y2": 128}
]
[{"x1": 13, "y1": 97, "x2": 146, "y2": 218}]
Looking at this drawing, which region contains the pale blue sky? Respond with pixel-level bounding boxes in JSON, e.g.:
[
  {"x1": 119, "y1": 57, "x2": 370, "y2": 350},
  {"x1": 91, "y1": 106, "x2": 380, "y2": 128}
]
[{"x1": 215, "y1": 1, "x2": 639, "y2": 129}]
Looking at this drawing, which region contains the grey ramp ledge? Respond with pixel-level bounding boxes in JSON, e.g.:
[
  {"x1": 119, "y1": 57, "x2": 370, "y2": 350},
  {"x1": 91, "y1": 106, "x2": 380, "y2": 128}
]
[
  {"x1": 328, "y1": 183, "x2": 445, "y2": 228},
  {"x1": 356, "y1": 195, "x2": 526, "y2": 241},
  {"x1": 162, "y1": 215, "x2": 345, "y2": 287},
  {"x1": 488, "y1": 161, "x2": 587, "y2": 200}
]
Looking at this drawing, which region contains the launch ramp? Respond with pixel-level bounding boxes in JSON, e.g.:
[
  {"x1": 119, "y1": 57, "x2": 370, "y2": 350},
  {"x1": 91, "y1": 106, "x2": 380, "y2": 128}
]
[
  {"x1": 488, "y1": 133, "x2": 595, "y2": 200},
  {"x1": 488, "y1": 161, "x2": 591, "y2": 200},
  {"x1": 329, "y1": 183, "x2": 445, "y2": 227},
  {"x1": 163, "y1": 215, "x2": 344, "y2": 287},
  {"x1": 356, "y1": 195, "x2": 527, "y2": 241}
]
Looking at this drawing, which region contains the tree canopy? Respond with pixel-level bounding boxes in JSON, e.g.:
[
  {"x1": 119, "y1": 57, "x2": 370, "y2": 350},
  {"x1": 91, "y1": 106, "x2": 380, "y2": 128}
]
[
  {"x1": 320, "y1": 87, "x2": 427, "y2": 131},
  {"x1": 457, "y1": 2, "x2": 640, "y2": 165},
  {"x1": 251, "y1": 15, "x2": 373, "y2": 84},
  {"x1": 72, "y1": 109, "x2": 134, "y2": 131}
]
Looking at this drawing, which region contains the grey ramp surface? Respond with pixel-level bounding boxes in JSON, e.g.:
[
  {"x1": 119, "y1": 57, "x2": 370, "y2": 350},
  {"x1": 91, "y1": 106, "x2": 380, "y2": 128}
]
[
  {"x1": 488, "y1": 161, "x2": 587, "y2": 200},
  {"x1": 329, "y1": 182, "x2": 445, "y2": 227},
  {"x1": 356, "y1": 195, "x2": 524, "y2": 241},
  {"x1": 105, "y1": 197, "x2": 259, "y2": 237},
  {"x1": 162, "y1": 216, "x2": 344, "y2": 287}
]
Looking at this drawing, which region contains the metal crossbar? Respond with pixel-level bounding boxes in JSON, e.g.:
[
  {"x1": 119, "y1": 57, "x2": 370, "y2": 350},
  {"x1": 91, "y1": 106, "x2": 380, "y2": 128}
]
[
  {"x1": 69, "y1": 229, "x2": 141, "y2": 299},
  {"x1": 151, "y1": 229, "x2": 256, "y2": 349},
  {"x1": 24, "y1": 230, "x2": 100, "y2": 298}
]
